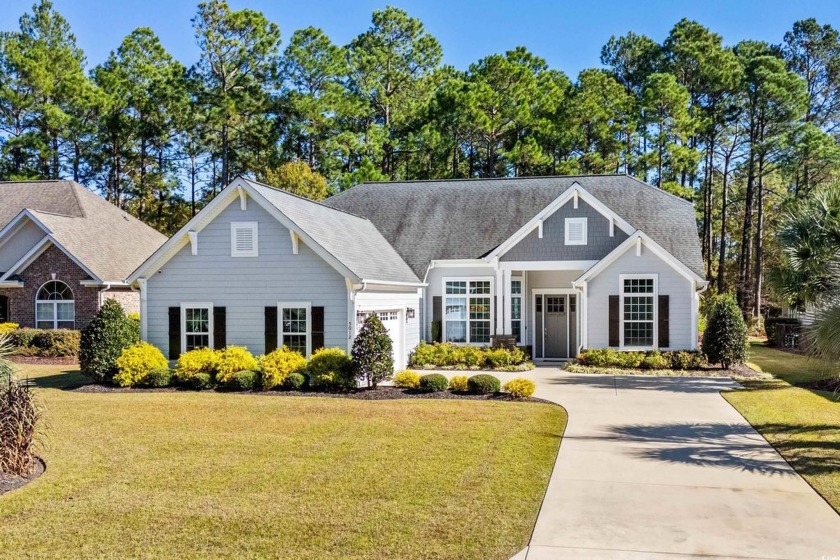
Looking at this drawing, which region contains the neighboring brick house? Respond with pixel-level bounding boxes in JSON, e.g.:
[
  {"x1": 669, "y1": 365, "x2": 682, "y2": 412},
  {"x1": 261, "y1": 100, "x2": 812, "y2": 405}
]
[{"x1": 0, "y1": 181, "x2": 166, "y2": 330}]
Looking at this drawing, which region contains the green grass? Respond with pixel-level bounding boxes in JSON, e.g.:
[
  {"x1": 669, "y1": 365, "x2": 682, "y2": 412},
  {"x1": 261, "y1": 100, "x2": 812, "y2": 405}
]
[
  {"x1": 0, "y1": 364, "x2": 565, "y2": 560},
  {"x1": 723, "y1": 342, "x2": 840, "y2": 512}
]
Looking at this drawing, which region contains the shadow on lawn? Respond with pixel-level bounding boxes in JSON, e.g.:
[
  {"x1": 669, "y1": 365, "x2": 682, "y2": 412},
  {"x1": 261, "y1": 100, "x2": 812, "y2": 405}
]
[{"x1": 25, "y1": 370, "x2": 89, "y2": 390}]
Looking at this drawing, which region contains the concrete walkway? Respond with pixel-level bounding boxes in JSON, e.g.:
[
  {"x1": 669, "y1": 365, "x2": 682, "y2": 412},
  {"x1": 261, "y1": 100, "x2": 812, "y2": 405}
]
[{"x1": 496, "y1": 369, "x2": 840, "y2": 560}]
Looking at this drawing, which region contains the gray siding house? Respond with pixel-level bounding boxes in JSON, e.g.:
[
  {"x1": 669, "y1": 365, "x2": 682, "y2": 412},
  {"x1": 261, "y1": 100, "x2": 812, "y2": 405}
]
[{"x1": 130, "y1": 174, "x2": 706, "y2": 366}]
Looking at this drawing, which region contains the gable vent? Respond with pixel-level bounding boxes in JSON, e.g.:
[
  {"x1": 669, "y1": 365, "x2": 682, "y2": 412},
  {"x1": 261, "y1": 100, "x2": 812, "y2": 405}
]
[
  {"x1": 231, "y1": 222, "x2": 258, "y2": 257},
  {"x1": 565, "y1": 217, "x2": 587, "y2": 246}
]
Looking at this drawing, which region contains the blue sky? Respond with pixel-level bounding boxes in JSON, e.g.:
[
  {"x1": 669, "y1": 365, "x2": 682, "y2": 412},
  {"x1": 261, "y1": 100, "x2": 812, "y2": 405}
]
[{"x1": 3, "y1": 0, "x2": 840, "y2": 77}]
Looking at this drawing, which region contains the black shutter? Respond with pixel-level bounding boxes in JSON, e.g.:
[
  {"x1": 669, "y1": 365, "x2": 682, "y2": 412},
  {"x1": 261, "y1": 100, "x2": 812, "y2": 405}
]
[
  {"x1": 311, "y1": 306, "x2": 325, "y2": 352},
  {"x1": 265, "y1": 307, "x2": 278, "y2": 353},
  {"x1": 432, "y1": 296, "x2": 442, "y2": 342},
  {"x1": 608, "y1": 295, "x2": 619, "y2": 348},
  {"x1": 213, "y1": 307, "x2": 226, "y2": 349},
  {"x1": 658, "y1": 295, "x2": 670, "y2": 349},
  {"x1": 168, "y1": 307, "x2": 181, "y2": 359},
  {"x1": 0, "y1": 295, "x2": 8, "y2": 323}
]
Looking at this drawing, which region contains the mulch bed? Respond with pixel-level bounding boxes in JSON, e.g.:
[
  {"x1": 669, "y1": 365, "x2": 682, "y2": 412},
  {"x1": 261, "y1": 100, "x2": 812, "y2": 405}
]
[
  {"x1": 799, "y1": 377, "x2": 840, "y2": 393},
  {"x1": 0, "y1": 457, "x2": 45, "y2": 497},
  {"x1": 9, "y1": 355, "x2": 79, "y2": 366},
  {"x1": 72, "y1": 383, "x2": 548, "y2": 403},
  {"x1": 566, "y1": 363, "x2": 768, "y2": 379}
]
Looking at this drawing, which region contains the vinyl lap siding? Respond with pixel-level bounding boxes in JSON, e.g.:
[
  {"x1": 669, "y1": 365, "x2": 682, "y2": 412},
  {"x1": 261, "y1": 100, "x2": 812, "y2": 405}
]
[
  {"x1": 501, "y1": 199, "x2": 629, "y2": 262},
  {"x1": 586, "y1": 247, "x2": 695, "y2": 350},
  {"x1": 0, "y1": 219, "x2": 46, "y2": 272},
  {"x1": 145, "y1": 200, "x2": 348, "y2": 356}
]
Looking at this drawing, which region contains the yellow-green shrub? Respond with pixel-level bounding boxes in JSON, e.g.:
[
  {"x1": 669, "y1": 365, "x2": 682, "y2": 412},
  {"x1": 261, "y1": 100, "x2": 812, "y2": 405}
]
[
  {"x1": 113, "y1": 342, "x2": 168, "y2": 387},
  {"x1": 393, "y1": 370, "x2": 421, "y2": 389},
  {"x1": 215, "y1": 346, "x2": 259, "y2": 385},
  {"x1": 308, "y1": 347, "x2": 354, "y2": 390},
  {"x1": 503, "y1": 378, "x2": 536, "y2": 398},
  {"x1": 0, "y1": 323, "x2": 19, "y2": 335},
  {"x1": 174, "y1": 347, "x2": 219, "y2": 384},
  {"x1": 449, "y1": 375, "x2": 469, "y2": 392},
  {"x1": 260, "y1": 347, "x2": 307, "y2": 390}
]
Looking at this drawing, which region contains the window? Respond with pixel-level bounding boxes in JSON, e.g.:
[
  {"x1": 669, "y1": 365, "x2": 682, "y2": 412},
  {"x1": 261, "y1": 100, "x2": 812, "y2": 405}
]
[
  {"x1": 231, "y1": 222, "x2": 258, "y2": 257},
  {"x1": 444, "y1": 279, "x2": 492, "y2": 344},
  {"x1": 35, "y1": 280, "x2": 74, "y2": 329},
  {"x1": 565, "y1": 217, "x2": 588, "y2": 245},
  {"x1": 280, "y1": 302, "x2": 311, "y2": 356},
  {"x1": 181, "y1": 303, "x2": 213, "y2": 351},
  {"x1": 621, "y1": 275, "x2": 657, "y2": 348},
  {"x1": 511, "y1": 279, "x2": 522, "y2": 343}
]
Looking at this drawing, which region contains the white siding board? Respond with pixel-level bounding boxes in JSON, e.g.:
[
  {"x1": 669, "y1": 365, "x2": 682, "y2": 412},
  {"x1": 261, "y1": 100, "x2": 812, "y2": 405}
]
[
  {"x1": 145, "y1": 199, "x2": 347, "y2": 356},
  {"x1": 586, "y1": 245, "x2": 695, "y2": 350}
]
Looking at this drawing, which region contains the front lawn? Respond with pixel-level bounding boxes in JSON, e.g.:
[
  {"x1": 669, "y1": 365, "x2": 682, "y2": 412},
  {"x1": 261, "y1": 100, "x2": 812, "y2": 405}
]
[
  {"x1": 0, "y1": 364, "x2": 565, "y2": 559},
  {"x1": 723, "y1": 342, "x2": 840, "y2": 512}
]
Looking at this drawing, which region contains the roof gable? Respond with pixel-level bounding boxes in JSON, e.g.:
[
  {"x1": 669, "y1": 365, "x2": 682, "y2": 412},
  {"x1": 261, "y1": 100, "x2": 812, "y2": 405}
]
[
  {"x1": 324, "y1": 175, "x2": 705, "y2": 279},
  {"x1": 130, "y1": 178, "x2": 420, "y2": 285},
  {"x1": 0, "y1": 181, "x2": 167, "y2": 282}
]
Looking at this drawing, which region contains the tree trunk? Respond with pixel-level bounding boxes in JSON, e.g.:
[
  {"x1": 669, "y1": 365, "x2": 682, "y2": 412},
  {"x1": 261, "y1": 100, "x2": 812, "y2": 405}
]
[
  {"x1": 717, "y1": 154, "x2": 730, "y2": 293},
  {"x1": 753, "y1": 153, "x2": 765, "y2": 318}
]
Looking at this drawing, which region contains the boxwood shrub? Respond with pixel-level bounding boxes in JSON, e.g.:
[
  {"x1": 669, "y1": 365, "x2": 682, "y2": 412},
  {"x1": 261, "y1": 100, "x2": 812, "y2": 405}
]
[
  {"x1": 11, "y1": 328, "x2": 81, "y2": 358},
  {"x1": 139, "y1": 367, "x2": 173, "y2": 388},
  {"x1": 226, "y1": 370, "x2": 260, "y2": 391},
  {"x1": 468, "y1": 374, "x2": 501, "y2": 394},
  {"x1": 419, "y1": 373, "x2": 448, "y2": 392},
  {"x1": 408, "y1": 342, "x2": 530, "y2": 370},
  {"x1": 282, "y1": 372, "x2": 307, "y2": 391},
  {"x1": 308, "y1": 347, "x2": 355, "y2": 390},
  {"x1": 577, "y1": 348, "x2": 706, "y2": 370}
]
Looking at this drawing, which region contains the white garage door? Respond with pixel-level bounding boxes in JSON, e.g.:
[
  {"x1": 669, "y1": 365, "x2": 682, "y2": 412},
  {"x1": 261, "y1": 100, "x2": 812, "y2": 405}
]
[{"x1": 359, "y1": 310, "x2": 404, "y2": 371}]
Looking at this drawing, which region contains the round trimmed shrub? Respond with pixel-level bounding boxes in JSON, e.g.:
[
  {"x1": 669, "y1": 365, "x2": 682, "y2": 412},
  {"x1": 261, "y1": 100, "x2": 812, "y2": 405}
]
[
  {"x1": 393, "y1": 370, "x2": 421, "y2": 389},
  {"x1": 260, "y1": 347, "x2": 307, "y2": 390},
  {"x1": 174, "y1": 347, "x2": 219, "y2": 385},
  {"x1": 419, "y1": 373, "x2": 449, "y2": 392},
  {"x1": 79, "y1": 299, "x2": 139, "y2": 382},
  {"x1": 140, "y1": 367, "x2": 173, "y2": 388},
  {"x1": 308, "y1": 348, "x2": 354, "y2": 390},
  {"x1": 226, "y1": 370, "x2": 259, "y2": 391},
  {"x1": 215, "y1": 346, "x2": 259, "y2": 385},
  {"x1": 190, "y1": 372, "x2": 213, "y2": 390},
  {"x1": 113, "y1": 342, "x2": 168, "y2": 387},
  {"x1": 702, "y1": 295, "x2": 748, "y2": 369},
  {"x1": 449, "y1": 375, "x2": 469, "y2": 392},
  {"x1": 503, "y1": 378, "x2": 536, "y2": 398},
  {"x1": 282, "y1": 372, "x2": 306, "y2": 391},
  {"x1": 468, "y1": 374, "x2": 501, "y2": 394}
]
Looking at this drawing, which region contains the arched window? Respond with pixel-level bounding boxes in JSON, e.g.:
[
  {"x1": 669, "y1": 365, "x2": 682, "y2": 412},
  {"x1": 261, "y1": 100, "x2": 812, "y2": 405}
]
[{"x1": 36, "y1": 281, "x2": 75, "y2": 330}]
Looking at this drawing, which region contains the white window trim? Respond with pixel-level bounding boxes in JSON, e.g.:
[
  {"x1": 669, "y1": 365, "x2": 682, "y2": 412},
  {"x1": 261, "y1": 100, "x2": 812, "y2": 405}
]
[
  {"x1": 441, "y1": 277, "x2": 494, "y2": 346},
  {"x1": 181, "y1": 302, "x2": 214, "y2": 351},
  {"x1": 619, "y1": 274, "x2": 658, "y2": 350},
  {"x1": 35, "y1": 280, "x2": 75, "y2": 330},
  {"x1": 510, "y1": 278, "x2": 523, "y2": 343},
  {"x1": 278, "y1": 301, "x2": 312, "y2": 357},
  {"x1": 230, "y1": 221, "x2": 258, "y2": 257},
  {"x1": 565, "y1": 217, "x2": 588, "y2": 246}
]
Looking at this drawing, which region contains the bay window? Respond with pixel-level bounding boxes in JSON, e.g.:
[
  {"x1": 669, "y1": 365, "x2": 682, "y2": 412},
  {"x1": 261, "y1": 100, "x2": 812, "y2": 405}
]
[{"x1": 444, "y1": 279, "x2": 492, "y2": 344}]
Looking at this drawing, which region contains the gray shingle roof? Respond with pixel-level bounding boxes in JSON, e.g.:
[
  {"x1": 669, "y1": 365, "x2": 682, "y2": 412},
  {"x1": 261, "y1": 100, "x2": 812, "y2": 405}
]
[
  {"x1": 323, "y1": 174, "x2": 705, "y2": 279},
  {"x1": 0, "y1": 180, "x2": 167, "y2": 282},
  {"x1": 244, "y1": 179, "x2": 420, "y2": 284}
]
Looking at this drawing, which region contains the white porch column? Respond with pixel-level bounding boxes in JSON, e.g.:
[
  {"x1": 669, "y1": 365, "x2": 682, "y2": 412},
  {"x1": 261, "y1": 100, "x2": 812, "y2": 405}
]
[
  {"x1": 503, "y1": 269, "x2": 513, "y2": 335},
  {"x1": 495, "y1": 266, "x2": 504, "y2": 335}
]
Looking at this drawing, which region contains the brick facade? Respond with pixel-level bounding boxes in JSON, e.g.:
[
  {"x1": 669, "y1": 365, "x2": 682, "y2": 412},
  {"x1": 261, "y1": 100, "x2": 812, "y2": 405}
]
[
  {"x1": 102, "y1": 288, "x2": 140, "y2": 315},
  {"x1": 0, "y1": 244, "x2": 101, "y2": 330}
]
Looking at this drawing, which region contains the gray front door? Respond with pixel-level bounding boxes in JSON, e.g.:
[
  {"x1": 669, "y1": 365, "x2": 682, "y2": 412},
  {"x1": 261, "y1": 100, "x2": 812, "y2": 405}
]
[{"x1": 544, "y1": 296, "x2": 568, "y2": 359}]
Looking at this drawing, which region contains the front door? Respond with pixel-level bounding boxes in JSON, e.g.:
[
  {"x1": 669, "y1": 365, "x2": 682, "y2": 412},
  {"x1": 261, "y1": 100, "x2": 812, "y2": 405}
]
[
  {"x1": 534, "y1": 292, "x2": 577, "y2": 360},
  {"x1": 545, "y1": 296, "x2": 568, "y2": 358}
]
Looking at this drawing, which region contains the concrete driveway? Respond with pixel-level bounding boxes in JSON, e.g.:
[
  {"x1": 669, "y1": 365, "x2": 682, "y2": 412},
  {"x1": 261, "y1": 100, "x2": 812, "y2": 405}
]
[{"x1": 503, "y1": 369, "x2": 840, "y2": 560}]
